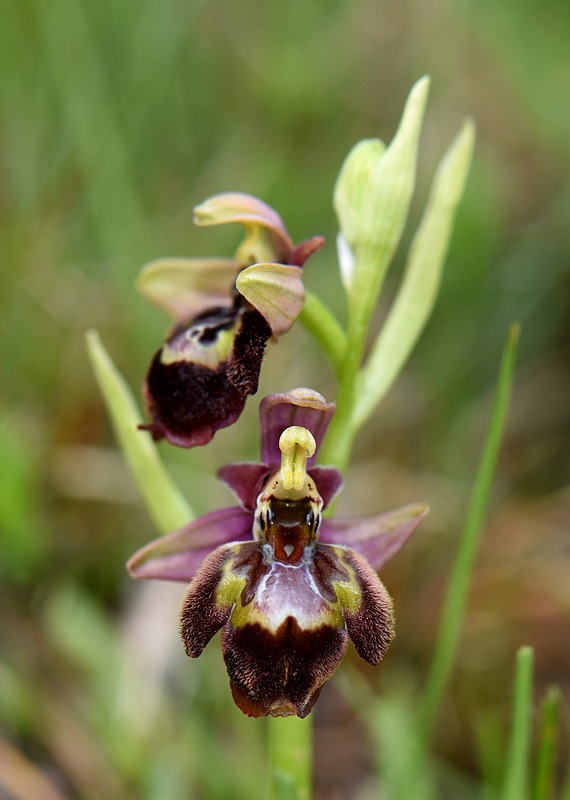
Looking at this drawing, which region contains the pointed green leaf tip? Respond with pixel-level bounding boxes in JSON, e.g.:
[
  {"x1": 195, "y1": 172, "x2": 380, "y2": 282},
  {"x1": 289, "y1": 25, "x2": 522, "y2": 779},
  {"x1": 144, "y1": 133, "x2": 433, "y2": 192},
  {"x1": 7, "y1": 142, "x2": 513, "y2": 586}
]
[
  {"x1": 334, "y1": 75, "x2": 430, "y2": 311},
  {"x1": 355, "y1": 118, "x2": 476, "y2": 426},
  {"x1": 86, "y1": 330, "x2": 192, "y2": 535}
]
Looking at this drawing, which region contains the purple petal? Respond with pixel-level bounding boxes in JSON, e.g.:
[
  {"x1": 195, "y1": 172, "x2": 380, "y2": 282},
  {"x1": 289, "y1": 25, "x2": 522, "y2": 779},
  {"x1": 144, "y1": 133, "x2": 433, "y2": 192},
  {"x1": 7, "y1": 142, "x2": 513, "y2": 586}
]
[
  {"x1": 217, "y1": 462, "x2": 271, "y2": 511},
  {"x1": 319, "y1": 503, "x2": 429, "y2": 572},
  {"x1": 127, "y1": 506, "x2": 254, "y2": 582},
  {"x1": 259, "y1": 390, "x2": 336, "y2": 469},
  {"x1": 307, "y1": 467, "x2": 343, "y2": 509}
]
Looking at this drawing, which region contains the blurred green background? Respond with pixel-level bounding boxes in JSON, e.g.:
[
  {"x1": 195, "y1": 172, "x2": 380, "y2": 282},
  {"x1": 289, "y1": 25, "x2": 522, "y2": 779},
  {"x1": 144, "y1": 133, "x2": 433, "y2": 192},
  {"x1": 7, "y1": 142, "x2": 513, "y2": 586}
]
[{"x1": 1, "y1": 0, "x2": 569, "y2": 797}]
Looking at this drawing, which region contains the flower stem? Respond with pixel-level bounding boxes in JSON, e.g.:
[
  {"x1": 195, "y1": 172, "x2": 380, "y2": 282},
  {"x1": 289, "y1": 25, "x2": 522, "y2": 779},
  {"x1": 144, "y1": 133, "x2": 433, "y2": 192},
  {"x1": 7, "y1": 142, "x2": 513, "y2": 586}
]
[
  {"x1": 268, "y1": 716, "x2": 312, "y2": 800},
  {"x1": 299, "y1": 290, "x2": 346, "y2": 378},
  {"x1": 317, "y1": 260, "x2": 370, "y2": 473}
]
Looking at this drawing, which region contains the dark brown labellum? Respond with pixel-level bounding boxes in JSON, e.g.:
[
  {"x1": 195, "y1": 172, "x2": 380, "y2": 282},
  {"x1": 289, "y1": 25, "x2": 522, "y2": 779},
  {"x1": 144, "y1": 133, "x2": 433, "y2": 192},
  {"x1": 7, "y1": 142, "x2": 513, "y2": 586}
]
[{"x1": 141, "y1": 299, "x2": 271, "y2": 447}]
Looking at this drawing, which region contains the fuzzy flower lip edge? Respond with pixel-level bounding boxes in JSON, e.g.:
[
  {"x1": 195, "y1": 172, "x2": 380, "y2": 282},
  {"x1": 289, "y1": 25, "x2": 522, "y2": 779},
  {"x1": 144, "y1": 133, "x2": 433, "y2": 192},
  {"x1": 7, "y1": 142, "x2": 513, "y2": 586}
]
[{"x1": 128, "y1": 387, "x2": 429, "y2": 582}]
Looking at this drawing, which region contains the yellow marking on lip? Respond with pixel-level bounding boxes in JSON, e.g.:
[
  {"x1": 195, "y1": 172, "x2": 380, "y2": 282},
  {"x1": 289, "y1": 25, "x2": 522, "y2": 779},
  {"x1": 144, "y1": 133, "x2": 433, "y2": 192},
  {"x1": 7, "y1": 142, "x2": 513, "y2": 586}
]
[{"x1": 160, "y1": 321, "x2": 240, "y2": 368}]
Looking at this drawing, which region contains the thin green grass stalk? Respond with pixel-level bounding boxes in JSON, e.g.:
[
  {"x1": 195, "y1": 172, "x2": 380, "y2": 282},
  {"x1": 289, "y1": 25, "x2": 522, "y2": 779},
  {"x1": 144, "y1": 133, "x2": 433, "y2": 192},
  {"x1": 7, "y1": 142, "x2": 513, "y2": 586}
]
[
  {"x1": 533, "y1": 686, "x2": 561, "y2": 800},
  {"x1": 86, "y1": 330, "x2": 192, "y2": 534},
  {"x1": 418, "y1": 323, "x2": 520, "y2": 738},
  {"x1": 268, "y1": 716, "x2": 312, "y2": 800},
  {"x1": 476, "y1": 710, "x2": 508, "y2": 800},
  {"x1": 501, "y1": 646, "x2": 534, "y2": 800}
]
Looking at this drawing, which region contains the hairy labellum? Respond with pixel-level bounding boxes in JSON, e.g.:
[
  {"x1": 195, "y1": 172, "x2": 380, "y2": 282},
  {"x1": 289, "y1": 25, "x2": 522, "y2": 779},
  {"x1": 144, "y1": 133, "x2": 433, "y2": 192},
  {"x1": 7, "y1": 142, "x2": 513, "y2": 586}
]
[
  {"x1": 141, "y1": 299, "x2": 271, "y2": 448},
  {"x1": 128, "y1": 389, "x2": 428, "y2": 717},
  {"x1": 179, "y1": 428, "x2": 394, "y2": 718}
]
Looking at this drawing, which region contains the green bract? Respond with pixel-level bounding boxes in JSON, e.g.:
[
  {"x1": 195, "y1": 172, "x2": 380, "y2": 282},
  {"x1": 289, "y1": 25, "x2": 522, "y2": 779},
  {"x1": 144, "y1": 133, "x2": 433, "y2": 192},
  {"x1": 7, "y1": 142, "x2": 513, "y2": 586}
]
[
  {"x1": 354, "y1": 118, "x2": 476, "y2": 426},
  {"x1": 334, "y1": 75, "x2": 429, "y2": 318},
  {"x1": 319, "y1": 76, "x2": 474, "y2": 473}
]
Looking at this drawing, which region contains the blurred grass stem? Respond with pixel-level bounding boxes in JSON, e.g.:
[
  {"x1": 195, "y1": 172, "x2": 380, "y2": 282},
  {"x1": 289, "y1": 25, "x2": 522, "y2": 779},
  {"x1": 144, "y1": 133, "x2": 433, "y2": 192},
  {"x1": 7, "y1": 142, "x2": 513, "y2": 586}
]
[
  {"x1": 533, "y1": 686, "x2": 561, "y2": 800},
  {"x1": 501, "y1": 647, "x2": 534, "y2": 800},
  {"x1": 418, "y1": 323, "x2": 520, "y2": 738}
]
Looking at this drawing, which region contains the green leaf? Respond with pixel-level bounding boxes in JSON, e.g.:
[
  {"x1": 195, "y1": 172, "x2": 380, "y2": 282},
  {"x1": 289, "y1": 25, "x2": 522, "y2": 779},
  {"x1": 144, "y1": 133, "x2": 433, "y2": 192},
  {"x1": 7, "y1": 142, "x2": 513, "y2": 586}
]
[
  {"x1": 354, "y1": 118, "x2": 475, "y2": 427},
  {"x1": 86, "y1": 329, "x2": 192, "y2": 535}
]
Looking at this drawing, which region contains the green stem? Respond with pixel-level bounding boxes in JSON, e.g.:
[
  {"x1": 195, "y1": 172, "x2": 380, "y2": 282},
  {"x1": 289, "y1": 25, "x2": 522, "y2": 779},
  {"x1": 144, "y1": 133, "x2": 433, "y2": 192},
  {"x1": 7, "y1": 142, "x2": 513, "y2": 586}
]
[
  {"x1": 417, "y1": 323, "x2": 520, "y2": 738},
  {"x1": 299, "y1": 290, "x2": 346, "y2": 378},
  {"x1": 318, "y1": 264, "x2": 371, "y2": 473},
  {"x1": 501, "y1": 647, "x2": 534, "y2": 800},
  {"x1": 268, "y1": 716, "x2": 312, "y2": 800}
]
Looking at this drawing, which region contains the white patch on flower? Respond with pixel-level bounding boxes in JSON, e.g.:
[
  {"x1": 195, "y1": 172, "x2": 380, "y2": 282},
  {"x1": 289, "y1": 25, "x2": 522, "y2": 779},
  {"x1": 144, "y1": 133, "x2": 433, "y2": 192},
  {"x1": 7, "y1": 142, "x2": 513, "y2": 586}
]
[
  {"x1": 336, "y1": 231, "x2": 355, "y2": 292},
  {"x1": 253, "y1": 561, "x2": 331, "y2": 630}
]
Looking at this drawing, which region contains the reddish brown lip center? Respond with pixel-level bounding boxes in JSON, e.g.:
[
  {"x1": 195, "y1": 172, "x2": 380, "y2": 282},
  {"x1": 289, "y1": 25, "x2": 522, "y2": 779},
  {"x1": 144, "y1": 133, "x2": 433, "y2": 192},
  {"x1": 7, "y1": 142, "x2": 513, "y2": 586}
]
[{"x1": 265, "y1": 498, "x2": 318, "y2": 565}]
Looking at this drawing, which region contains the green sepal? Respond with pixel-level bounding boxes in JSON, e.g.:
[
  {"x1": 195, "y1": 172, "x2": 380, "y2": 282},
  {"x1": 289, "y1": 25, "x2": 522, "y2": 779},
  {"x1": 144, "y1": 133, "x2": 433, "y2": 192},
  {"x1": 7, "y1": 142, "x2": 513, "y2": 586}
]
[
  {"x1": 136, "y1": 257, "x2": 239, "y2": 319},
  {"x1": 236, "y1": 263, "x2": 305, "y2": 337}
]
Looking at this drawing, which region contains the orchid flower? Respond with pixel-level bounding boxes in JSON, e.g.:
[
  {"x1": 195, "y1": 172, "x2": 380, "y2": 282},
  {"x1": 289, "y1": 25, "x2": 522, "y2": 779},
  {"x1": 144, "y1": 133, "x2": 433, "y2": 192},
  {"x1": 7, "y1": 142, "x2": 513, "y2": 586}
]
[
  {"x1": 137, "y1": 193, "x2": 324, "y2": 448},
  {"x1": 128, "y1": 389, "x2": 428, "y2": 718}
]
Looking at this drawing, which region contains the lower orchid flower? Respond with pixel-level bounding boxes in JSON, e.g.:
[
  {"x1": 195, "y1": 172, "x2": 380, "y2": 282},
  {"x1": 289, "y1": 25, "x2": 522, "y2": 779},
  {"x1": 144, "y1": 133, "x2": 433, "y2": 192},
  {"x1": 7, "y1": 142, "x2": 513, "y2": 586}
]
[{"x1": 128, "y1": 389, "x2": 428, "y2": 718}]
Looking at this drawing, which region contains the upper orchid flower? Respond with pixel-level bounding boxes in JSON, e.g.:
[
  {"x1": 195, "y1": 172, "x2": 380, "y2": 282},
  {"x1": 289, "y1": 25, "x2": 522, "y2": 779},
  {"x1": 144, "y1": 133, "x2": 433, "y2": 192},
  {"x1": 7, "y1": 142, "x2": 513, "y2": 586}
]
[
  {"x1": 128, "y1": 389, "x2": 428, "y2": 718},
  {"x1": 137, "y1": 193, "x2": 324, "y2": 448}
]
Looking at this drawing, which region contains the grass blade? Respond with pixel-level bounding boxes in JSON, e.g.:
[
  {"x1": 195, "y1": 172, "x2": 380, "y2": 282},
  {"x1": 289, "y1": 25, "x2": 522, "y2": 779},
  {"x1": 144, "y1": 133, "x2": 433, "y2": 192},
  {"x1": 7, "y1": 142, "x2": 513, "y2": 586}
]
[
  {"x1": 533, "y1": 686, "x2": 561, "y2": 800},
  {"x1": 418, "y1": 323, "x2": 520, "y2": 737},
  {"x1": 501, "y1": 646, "x2": 534, "y2": 800}
]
